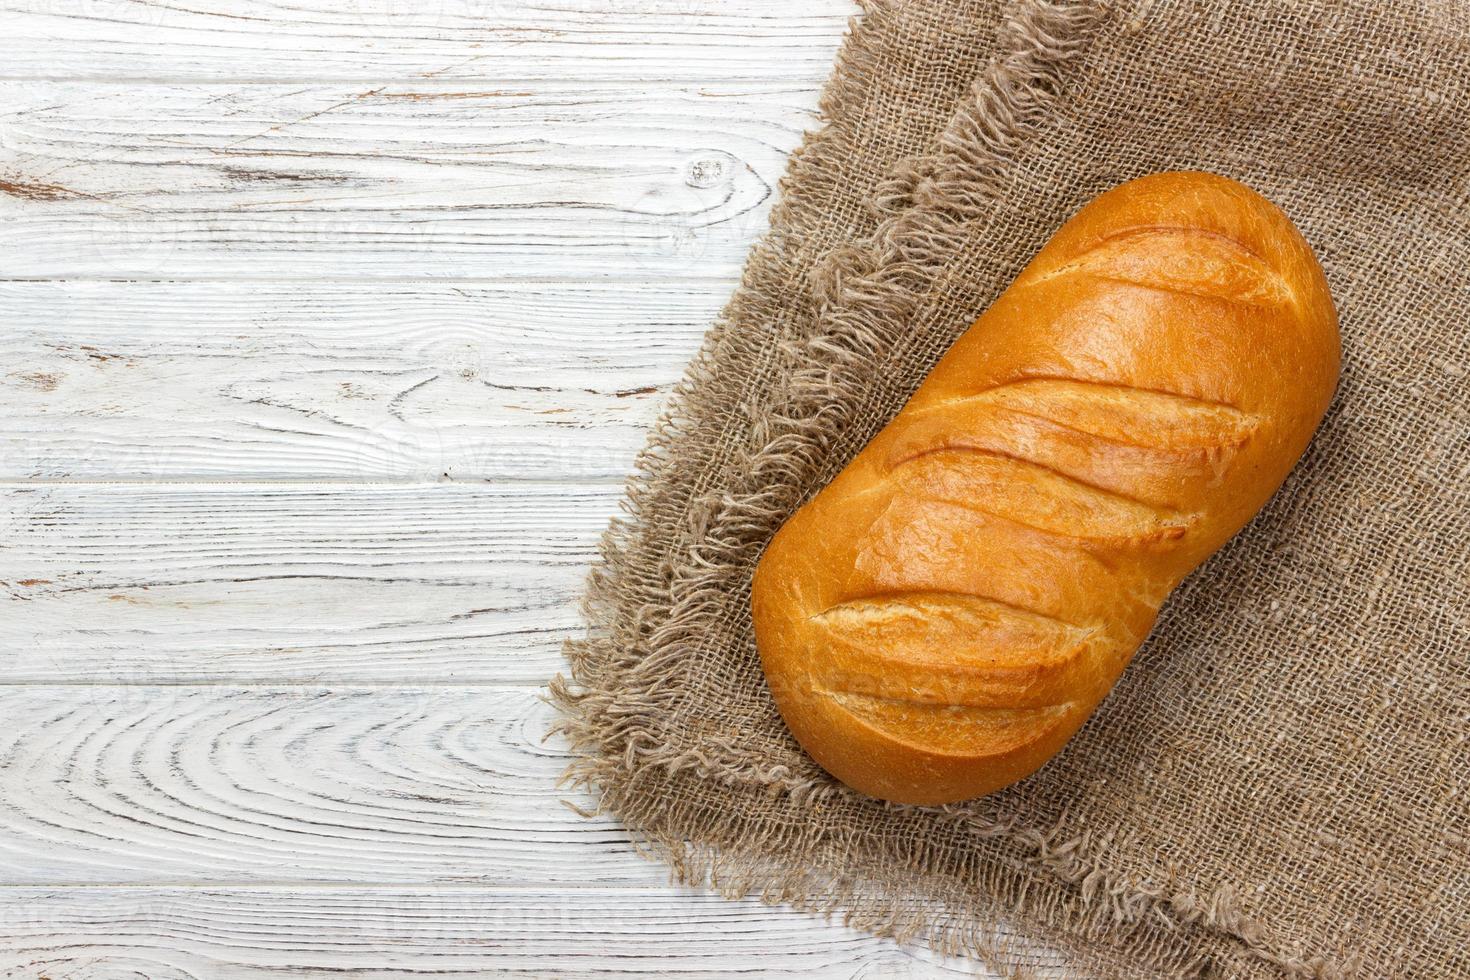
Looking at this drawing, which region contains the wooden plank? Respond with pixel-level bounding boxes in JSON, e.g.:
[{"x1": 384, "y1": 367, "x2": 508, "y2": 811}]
[
  {"x1": 0, "y1": 280, "x2": 705, "y2": 480},
  {"x1": 0, "y1": 80, "x2": 814, "y2": 281},
  {"x1": 0, "y1": 1, "x2": 854, "y2": 83},
  {"x1": 0, "y1": 886, "x2": 1044, "y2": 978},
  {"x1": 0, "y1": 685, "x2": 665, "y2": 885},
  {"x1": 1, "y1": 483, "x2": 613, "y2": 684}
]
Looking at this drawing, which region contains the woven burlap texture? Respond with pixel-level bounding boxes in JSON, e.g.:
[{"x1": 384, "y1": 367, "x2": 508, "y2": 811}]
[{"x1": 551, "y1": 1, "x2": 1470, "y2": 976}]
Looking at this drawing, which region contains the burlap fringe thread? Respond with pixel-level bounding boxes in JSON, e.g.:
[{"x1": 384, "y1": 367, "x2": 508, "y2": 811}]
[{"x1": 551, "y1": 2, "x2": 1346, "y2": 977}]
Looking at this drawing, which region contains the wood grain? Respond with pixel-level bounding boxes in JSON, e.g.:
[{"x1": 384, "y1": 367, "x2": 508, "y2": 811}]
[
  {"x1": 0, "y1": 886, "x2": 1051, "y2": 978},
  {"x1": 0, "y1": 1, "x2": 854, "y2": 83},
  {"x1": 0, "y1": 280, "x2": 706, "y2": 480},
  {"x1": 0, "y1": 80, "x2": 814, "y2": 281},
  {"x1": 0, "y1": 685, "x2": 666, "y2": 885},
  {"x1": 0, "y1": 2, "x2": 1045, "y2": 972},
  {"x1": 1, "y1": 482, "x2": 611, "y2": 684}
]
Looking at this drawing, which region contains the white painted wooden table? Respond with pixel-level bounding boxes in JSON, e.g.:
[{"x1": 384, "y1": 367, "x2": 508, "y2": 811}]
[{"x1": 0, "y1": 3, "x2": 1054, "y2": 976}]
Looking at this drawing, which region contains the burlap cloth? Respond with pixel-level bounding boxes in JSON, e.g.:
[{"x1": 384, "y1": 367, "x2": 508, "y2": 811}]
[{"x1": 551, "y1": 1, "x2": 1470, "y2": 976}]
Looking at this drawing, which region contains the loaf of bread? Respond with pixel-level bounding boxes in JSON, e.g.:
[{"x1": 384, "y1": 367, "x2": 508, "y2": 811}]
[{"x1": 751, "y1": 172, "x2": 1340, "y2": 805}]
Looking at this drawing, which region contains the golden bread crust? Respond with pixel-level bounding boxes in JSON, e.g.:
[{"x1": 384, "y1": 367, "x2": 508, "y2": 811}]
[{"x1": 751, "y1": 171, "x2": 1341, "y2": 805}]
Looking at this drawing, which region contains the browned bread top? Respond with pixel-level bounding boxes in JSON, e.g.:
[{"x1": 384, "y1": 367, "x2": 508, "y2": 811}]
[{"x1": 751, "y1": 171, "x2": 1340, "y2": 805}]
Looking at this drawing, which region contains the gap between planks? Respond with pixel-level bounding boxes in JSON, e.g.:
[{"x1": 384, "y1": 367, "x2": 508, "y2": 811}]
[
  {"x1": 0, "y1": 680, "x2": 559, "y2": 688},
  {"x1": 0, "y1": 477, "x2": 630, "y2": 485},
  {"x1": 0, "y1": 274, "x2": 747, "y2": 284}
]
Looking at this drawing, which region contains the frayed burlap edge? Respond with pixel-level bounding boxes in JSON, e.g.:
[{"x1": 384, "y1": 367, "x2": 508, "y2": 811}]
[{"x1": 550, "y1": 1, "x2": 1344, "y2": 977}]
